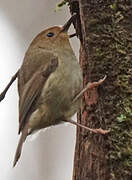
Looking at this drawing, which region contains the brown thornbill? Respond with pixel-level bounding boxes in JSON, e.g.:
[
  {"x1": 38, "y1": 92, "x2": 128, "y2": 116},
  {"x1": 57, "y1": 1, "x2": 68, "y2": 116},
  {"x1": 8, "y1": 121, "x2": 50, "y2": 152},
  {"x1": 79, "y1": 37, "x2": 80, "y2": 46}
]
[{"x1": 12, "y1": 15, "x2": 83, "y2": 167}]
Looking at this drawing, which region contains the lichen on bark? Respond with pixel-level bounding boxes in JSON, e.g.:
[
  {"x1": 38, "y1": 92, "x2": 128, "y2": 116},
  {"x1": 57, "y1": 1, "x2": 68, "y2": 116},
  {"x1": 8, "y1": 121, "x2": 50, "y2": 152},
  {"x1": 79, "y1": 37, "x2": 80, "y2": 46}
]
[
  {"x1": 98, "y1": 2, "x2": 132, "y2": 179},
  {"x1": 67, "y1": 0, "x2": 132, "y2": 180}
]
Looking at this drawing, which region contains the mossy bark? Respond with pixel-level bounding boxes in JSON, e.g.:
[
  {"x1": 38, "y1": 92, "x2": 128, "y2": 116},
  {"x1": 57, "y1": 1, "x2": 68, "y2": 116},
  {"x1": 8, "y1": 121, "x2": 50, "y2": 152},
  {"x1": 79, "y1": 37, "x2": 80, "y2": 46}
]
[{"x1": 67, "y1": 0, "x2": 132, "y2": 179}]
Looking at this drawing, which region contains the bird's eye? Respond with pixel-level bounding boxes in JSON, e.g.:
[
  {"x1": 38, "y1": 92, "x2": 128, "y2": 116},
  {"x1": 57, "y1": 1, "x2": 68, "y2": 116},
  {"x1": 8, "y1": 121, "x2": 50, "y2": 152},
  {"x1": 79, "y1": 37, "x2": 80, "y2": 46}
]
[{"x1": 46, "y1": 32, "x2": 54, "y2": 37}]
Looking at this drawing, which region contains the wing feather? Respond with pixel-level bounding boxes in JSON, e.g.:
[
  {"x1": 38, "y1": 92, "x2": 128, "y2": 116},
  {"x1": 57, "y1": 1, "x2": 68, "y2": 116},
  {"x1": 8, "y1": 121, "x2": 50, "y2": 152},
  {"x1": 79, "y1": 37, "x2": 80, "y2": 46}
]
[{"x1": 18, "y1": 57, "x2": 58, "y2": 134}]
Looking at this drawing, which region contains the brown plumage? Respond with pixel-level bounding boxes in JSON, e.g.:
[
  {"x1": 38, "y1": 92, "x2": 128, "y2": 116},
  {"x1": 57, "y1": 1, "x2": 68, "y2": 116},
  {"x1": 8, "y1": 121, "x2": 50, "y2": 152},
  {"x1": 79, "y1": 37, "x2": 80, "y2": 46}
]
[{"x1": 13, "y1": 20, "x2": 82, "y2": 167}]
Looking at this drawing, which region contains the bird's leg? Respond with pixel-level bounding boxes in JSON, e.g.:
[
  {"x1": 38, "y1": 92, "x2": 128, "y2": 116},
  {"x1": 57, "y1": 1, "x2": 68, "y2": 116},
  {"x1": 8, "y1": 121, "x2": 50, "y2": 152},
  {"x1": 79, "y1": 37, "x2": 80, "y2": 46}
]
[
  {"x1": 70, "y1": 75, "x2": 109, "y2": 135},
  {"x1": 0, "y1": 69, "x2": 19, "y2": 102},
  {"x1": 72, "y1": 75, "x2": 107, "y2": 103},
  {"x1": 63, "y1": 119, "x2": 110, "y2": 135}
]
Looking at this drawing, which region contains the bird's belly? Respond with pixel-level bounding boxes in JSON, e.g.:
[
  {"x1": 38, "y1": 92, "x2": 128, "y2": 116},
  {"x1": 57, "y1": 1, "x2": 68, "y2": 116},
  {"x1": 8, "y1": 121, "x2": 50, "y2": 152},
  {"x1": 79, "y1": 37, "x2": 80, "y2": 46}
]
[{"x1": 41, "y1": 66, "x2": 82, "y2": 119}]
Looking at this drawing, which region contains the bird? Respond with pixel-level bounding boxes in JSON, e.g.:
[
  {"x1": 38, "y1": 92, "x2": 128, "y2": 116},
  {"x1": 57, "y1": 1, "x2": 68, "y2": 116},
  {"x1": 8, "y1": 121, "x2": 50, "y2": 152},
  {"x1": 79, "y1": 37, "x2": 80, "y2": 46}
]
[{"x1": 13, "y1": 16, "x2": 83, "y2": 167}]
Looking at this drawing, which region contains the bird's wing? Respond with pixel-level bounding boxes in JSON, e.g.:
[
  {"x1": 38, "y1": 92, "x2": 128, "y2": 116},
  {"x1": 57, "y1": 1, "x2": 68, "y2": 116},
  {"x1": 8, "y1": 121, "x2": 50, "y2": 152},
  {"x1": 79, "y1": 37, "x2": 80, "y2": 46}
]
[{"x1": 18, "y1": 57, "x2": 58, "y2": 134}]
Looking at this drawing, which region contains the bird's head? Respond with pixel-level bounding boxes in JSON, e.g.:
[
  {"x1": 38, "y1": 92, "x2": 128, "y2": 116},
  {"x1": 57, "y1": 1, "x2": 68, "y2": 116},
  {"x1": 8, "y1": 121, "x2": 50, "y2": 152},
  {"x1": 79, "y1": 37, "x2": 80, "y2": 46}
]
[{"x1": 30, "y1": 15, "x2": 75, "y2": 53}]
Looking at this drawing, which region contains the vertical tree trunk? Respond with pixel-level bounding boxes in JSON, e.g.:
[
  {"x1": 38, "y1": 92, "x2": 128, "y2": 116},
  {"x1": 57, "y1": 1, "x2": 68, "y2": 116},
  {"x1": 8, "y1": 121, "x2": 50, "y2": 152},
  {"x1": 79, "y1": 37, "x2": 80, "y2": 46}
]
[{"x1": 67, "y1": 0, "x2": 132, "y2": 179}]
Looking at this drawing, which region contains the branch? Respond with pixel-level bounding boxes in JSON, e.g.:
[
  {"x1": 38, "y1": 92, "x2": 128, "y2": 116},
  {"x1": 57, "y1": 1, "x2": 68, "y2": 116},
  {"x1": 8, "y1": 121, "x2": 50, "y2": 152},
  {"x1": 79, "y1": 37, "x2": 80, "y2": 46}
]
[{"x1": 0, "y1": 70, "x2": 19, "y2": 102}]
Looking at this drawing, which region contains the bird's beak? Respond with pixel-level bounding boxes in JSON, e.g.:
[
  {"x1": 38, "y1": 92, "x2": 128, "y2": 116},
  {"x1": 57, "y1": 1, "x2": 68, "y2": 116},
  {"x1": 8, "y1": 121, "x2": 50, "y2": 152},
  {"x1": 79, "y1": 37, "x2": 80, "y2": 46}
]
[{"x1": 60, "y1": 13, "x2": 76, "y2": 33}]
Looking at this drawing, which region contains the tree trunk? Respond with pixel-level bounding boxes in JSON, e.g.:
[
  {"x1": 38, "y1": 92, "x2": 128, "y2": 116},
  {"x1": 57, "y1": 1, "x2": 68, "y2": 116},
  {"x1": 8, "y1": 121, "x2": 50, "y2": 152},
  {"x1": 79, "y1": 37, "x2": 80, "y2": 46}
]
[{"x1": 67, "y1": 0, "x2": 132, "y2": 179}]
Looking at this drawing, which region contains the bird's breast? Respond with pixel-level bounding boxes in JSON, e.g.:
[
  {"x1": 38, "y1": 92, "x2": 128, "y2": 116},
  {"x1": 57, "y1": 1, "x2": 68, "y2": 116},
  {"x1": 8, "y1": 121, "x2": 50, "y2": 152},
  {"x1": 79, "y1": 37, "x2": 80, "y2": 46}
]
[{"x1": 40, "y1": 57, "x2": 82, "y2": 117}]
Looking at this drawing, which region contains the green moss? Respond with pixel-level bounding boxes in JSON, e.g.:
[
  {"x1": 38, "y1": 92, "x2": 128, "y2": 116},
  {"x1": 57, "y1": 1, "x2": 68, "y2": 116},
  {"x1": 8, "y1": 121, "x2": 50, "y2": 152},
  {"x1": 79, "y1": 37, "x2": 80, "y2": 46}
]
[
  {"x1": 107, "y1": 4, "x2": 132, "y2": 178},
  {"x1": 57, "y1": 0, "x2": 67, "y2": 7},
  {"x1": 55, "y1": 0, "x2": 67, "y2": 11},
  {"x1": 85, "y1": 1, "x2": 132, "y2": 179}
]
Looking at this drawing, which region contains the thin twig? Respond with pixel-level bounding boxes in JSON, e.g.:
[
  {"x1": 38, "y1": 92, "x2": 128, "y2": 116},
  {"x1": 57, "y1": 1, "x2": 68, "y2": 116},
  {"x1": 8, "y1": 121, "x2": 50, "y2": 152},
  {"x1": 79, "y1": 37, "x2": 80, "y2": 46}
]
[{"x1": 0, "y1": 69, "x2": 19, "y2": 102}]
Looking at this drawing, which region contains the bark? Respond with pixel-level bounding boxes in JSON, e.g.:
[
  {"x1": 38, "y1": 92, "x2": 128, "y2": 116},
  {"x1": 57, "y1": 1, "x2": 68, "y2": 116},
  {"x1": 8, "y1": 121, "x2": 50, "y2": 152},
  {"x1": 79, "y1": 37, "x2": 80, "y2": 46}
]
[{"x1": 67, "y1": 0, "x2": 132, "y2": 179}]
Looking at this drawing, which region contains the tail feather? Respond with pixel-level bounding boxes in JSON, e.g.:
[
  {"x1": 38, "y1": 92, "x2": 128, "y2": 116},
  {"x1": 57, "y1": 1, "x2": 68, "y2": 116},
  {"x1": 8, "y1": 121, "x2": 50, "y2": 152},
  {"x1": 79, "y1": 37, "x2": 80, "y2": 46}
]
[{"x1": 13, "y1": 124, "x2": 28, "y2": 167}]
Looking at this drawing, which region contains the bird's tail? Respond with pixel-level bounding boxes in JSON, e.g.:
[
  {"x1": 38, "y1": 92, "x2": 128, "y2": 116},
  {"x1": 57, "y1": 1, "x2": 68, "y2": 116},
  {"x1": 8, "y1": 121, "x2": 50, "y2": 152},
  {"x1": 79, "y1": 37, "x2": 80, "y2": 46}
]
[{"x1": 13, "y1": 123, "x2": 29, "y2": 167}]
